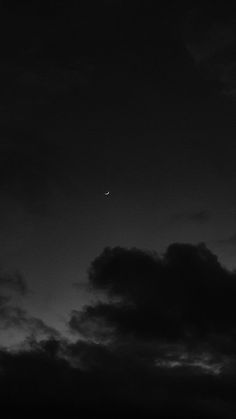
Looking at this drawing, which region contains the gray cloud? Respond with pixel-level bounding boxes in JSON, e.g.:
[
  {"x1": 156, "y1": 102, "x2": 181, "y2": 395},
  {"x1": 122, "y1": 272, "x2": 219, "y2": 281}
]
[
  {"x1": 0, "y1": 305, "x2": 60, "y2": 340},
  {"x1": 182, "y1": 6, "x2": 236, "y2": 98},
  {"x1": 173, "y1": 209, "x2": 211, "y2": 224},
  {"x1": 0, "y1": 271, "x2": 27, "y2": 296},
  {"x1": 217, "y1": 233, "x2": 236, "y2": 247},
  {"x1": 0, "y1": 269, "x2": 58, "y2": 343}
]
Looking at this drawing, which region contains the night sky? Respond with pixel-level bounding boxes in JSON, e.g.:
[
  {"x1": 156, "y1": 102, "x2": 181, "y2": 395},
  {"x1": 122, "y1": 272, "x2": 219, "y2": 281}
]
[{"x1": 1, "y1": 2, "x2": 236, "y2": 417}]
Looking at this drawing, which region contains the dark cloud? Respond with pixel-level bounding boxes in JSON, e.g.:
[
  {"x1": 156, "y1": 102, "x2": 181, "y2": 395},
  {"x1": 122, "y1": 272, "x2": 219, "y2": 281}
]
[
  {"x1": 1, "y1": 243, "x2": 236, "y2": 416},
  {"x1": 0, "y1": 305, "x2": 60, "y2": 340},
  {"x1": 226, "y1": 234, "x2": 236, "y2": 245},
  {"x1": 70, "y1": 243, "x2": 236, "y2": 348},
  {"x1": 0, "y1": 270, "x2": 58, "y2": 342},
  {"x1": 173, "y1": 209, "x2": 211, "y2": 224},
  {"x1": 182, "y1": 6, "x2": 236, "y2": 98},
  {"x1": 66, "y1": 243, "x2": 236, "y2": 416},
  {"x1": 0, "y1": 271, "x2": 27, "y2": 295},
  {"x1": 0, "y1": 336, "x2": 236, "y2": 418},
  {"x1": 217, "y1": 233, "x2": 236, "y2": 247}
]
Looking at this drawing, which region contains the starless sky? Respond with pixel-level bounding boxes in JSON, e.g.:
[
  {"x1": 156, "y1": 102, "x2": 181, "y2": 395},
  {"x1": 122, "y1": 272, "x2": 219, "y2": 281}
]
[{"x1": 1, "y1": 1, "x2": 236, "y2": 341}]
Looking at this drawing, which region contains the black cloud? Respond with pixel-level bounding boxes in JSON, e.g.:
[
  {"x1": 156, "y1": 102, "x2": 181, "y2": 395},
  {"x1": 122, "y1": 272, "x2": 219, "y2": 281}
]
[
  {"x1": 0, "y1": 336, "x2": 236, "y2": 418},
  {"x1": 70, "y1": 243, "x2": 236, "y2": 346},
  {"x1": 1, "y1": 243, "x2": 236, "y2": 417}
]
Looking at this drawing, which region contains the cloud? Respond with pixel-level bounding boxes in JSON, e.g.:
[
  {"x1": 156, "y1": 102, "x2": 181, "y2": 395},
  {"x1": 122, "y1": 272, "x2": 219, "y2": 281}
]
[
  {"x1": 0, "y1": 271, "x2": 27, "y2": 296},
  {"x1": 173, "y1": 209, "x2": 211, "y2": 224},
  {"x1": 182, "y1": 6, "x2": 236, "y2": 98},
  {"x1": 0, "y1": 270, "x2": 59, "y2": 344},
  {"x1": 70, "y1": 243, "x2": 236, "y2": 349},
  {"x1": 217, "y1": 233, "x2": 236, "y2": 247},
  {"x1": 1, "y1": 243, "x2": 236, "y2": 416},
  {"x1": 0, "y1": 305, "x2": 60, "y2": 340},
  {"x1": 66, "y1": 243, "x2": 236, "y2": 415},
  {"x1": 0, "y1": 336, "x2": 236, "y2": 418}
]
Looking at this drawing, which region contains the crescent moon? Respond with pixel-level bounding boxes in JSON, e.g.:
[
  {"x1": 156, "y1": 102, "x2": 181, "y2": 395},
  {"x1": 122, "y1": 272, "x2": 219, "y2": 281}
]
[{"x1": 104, "y1": 191, "x2": 110, "y2": 196}]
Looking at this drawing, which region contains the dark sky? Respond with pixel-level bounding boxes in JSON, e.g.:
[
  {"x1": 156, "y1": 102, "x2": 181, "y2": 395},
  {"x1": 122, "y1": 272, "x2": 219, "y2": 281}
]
[
  {"x1": 2, "y1": 2, "x2": 236, "y2": 416},
  {"x1": 0, "y1": 0, "x2": 236, "y2": 357}
]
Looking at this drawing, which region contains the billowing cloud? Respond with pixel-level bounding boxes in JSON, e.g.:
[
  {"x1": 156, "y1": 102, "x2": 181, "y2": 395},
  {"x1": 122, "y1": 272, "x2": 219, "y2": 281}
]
[
  {"x1": 70, "y1": 243, "x2": 236, "y2": 348},
  {"x1": 1, "y1": 243, "x2": 236, "y2": 416}
]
